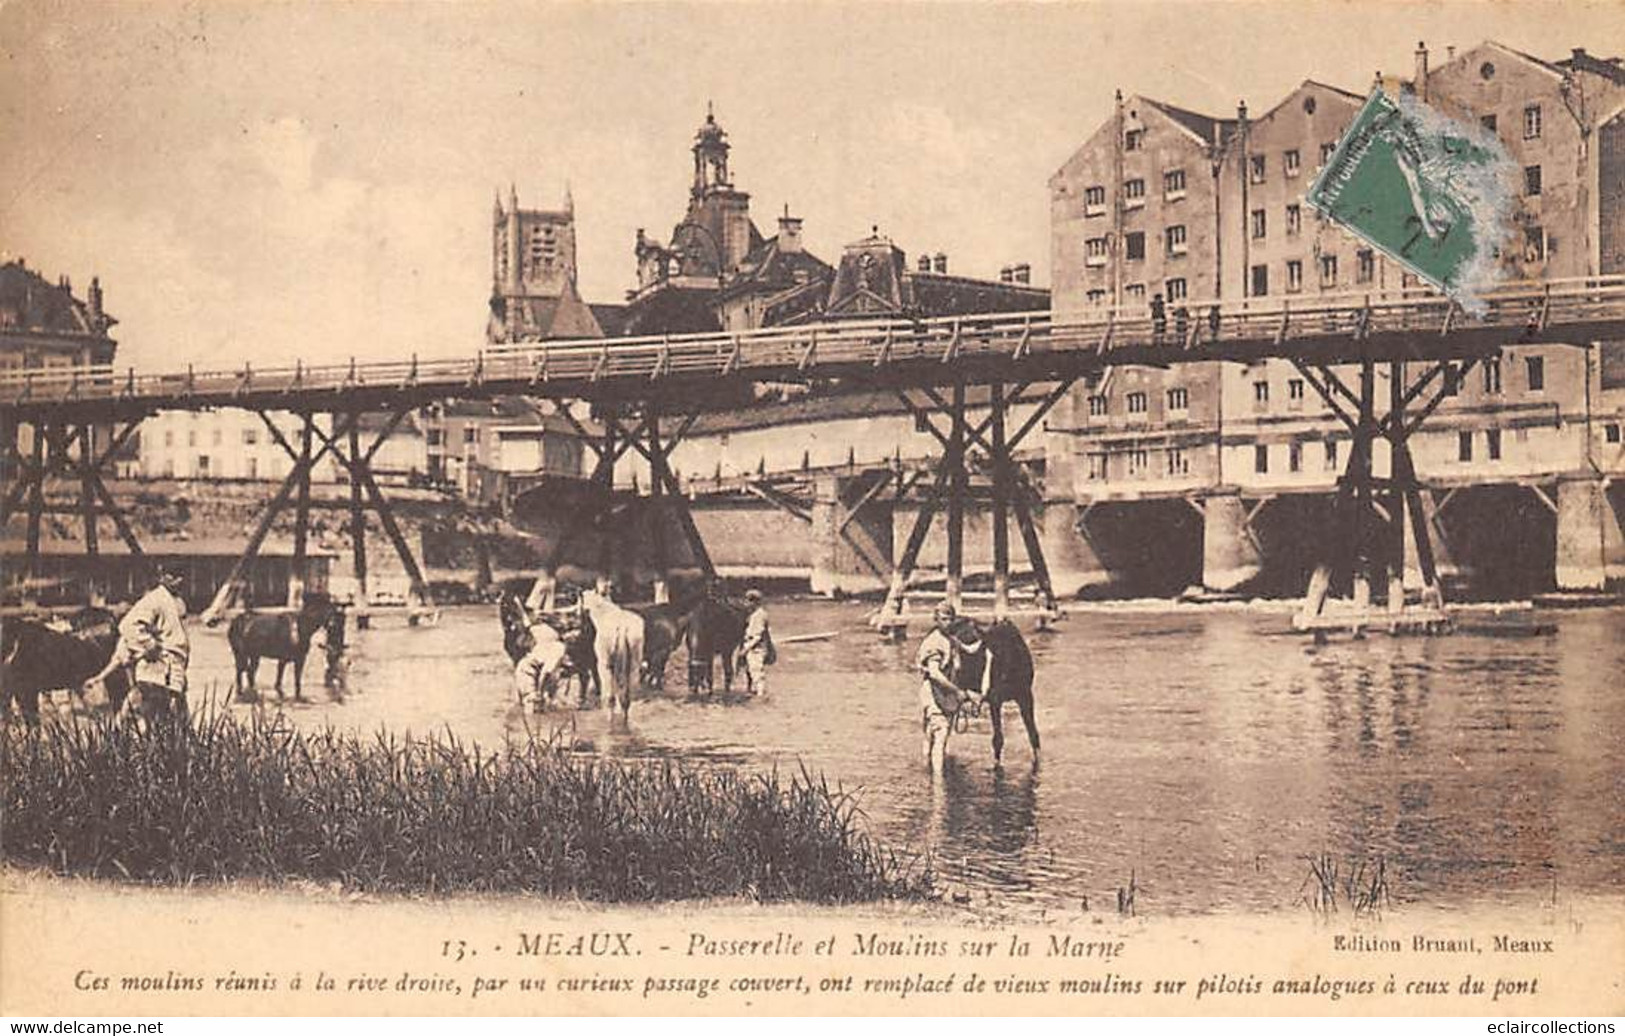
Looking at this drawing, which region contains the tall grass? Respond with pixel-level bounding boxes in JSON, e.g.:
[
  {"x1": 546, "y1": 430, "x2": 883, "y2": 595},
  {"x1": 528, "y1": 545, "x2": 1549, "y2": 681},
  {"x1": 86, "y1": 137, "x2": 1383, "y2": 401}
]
[{"x1": 0, "y1": 711, "x2": 931, "y2": 903}]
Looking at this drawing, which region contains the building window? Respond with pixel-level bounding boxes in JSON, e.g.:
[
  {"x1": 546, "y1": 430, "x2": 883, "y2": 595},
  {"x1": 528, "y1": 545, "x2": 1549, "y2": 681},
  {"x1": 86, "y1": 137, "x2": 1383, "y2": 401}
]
[
  {"x1": 1088, "y1": 394, "x2": 1108, "y2": 417},
  {"x1": 246, "y1": 456, "x2": 258, "y2": 480},
  {"x1": 212, "y1": 429, "x2": 223, "y2": 447},
  {"x1": 1124, "y1": 178, "x2": 1146, "y2": 205},
  {"x1": 1164, "y1": 169, "x2": 1187, "y2": 197},
  {"x1": 1486, "y1": 428, "x2": 1502, "y2": 460},
  {"x1": 1167, "y1": 447, "x2": 1189, "y2": 476},
  {"x1": 1126, "y1": 283, "x2": 1147, "y2": 301},
  {"x1": 1167, "y1": 386, "x2": 1189, "y2": 412},
  {"x1": 1087, "y1": 289, "x2": 1107, "y2": 306},
  {"x1": 1324, "y1": 439, "x2": 1339, "y2": 471},
  {"x1": 1288, "y1": 378, "x2": 1305, "y2": 404},
  {"x1": 1250, "y1": 264, "x2": 1269, "y2": 297},
  {"x1": 164, "y1": 431, "x2": 174, "y2": 447},
  {"x1": 1524, "y1": 226, "x2": 1546, "y2": 262},
  {"x1": 196, "y1": 455, "x2": 211, "y2": 478},
  {"x1": 242, "y1": 429, "x2": 258, "y2": 445},
  {"x1": 1319, "y1": 254, "x2": 1338, "y2": 288},
  {"x1": 1525, "y1": 355, "x2": 1544, "y2": 392},
  {"x1": 1320, "y1": 142, "x2": 1336, "y2": 165},
  {"x1": 1165, "y1": 277, "x2": 1187, "y2": 301},
  {"x1": 1523, "y1": 104, "x2": 1541, "y2": 140},
  {"x1": 1125, "y1": 232, "x2": 1146, "y2": 261},
  {"x1": 1085, "y1": 237, "x2": 1109, "y2": 266},
  {"x1": 1284, "y1": 149, "x2": 1301, "y2": 178},
  {"x1": 1357, "y1": 249, "x2": 1375, "y2": 284},
  {"x1": 1165, "y1": 224, "x2": 1187, "y2": 256},
  {"x1": 1253, "y1": 379, "x2": 1270, "y2": 406},
  {"x1": 1289, "y1": 441, "x2": 1303, "y2": 473},
  {"x1": 1484, "y1": 358, "x2": 1502, "y2": 394},
  {"x1": 1524, "y1": 165, "x2": 1542, "y2": 196},
  {"x1": 1285, "y1": 203, "x2": 1302, "y2": 237},
  {"x1": 1087, "y1": 454, "x2": 1107, "y2": 480},
  {"x1": 464, "y1": 426, "x2": 480, "y2": 444},
  {"x1": 1249, "y1": 155, "x2": 1266, "y2": 184},
  {"x1": 1458, "y1": 431, "x2": 1473, "y2": 462},
  {"x1": 187, "y1": 430, "x2": 197, "y2": 448},
  {"x1": 1254, "y1": 444, "x2": 1269, "y2": 473},
  {"x1": 1605, "y1": 423, "x2": 1621, "y2": 444},
  {"x1": 1480, "y1": 113, "x2": 1497, "y2": 134},
  {"x1": 1085, "y1": 185, "x2": 1106, "y2": 214},
  {"x1": 427, "y1": 428, "x2": 445, "y2": 447},
  {"x1": 1125, "y1": 129, "x2": 1144, "y2": 151},
  {"x1": 1286, "y1": 260, "x2": 1303, "y2": 293},
  {"x1": 1126, "y1": 391, "x2": 1148, "y2": 414},
  {"x1": 1251, "y1": 209, "x2": 1267, "y2": 239}
]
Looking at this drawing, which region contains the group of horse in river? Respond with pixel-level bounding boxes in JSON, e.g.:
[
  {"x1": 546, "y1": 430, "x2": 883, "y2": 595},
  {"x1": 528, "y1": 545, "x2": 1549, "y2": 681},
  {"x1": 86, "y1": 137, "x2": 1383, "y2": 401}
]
[
  {"x1": 2, "y1": 581, "x2": 1042, "y2": 766},
  {"x1": 496, "y1": 579, "x2": 756, "y2": 721}
]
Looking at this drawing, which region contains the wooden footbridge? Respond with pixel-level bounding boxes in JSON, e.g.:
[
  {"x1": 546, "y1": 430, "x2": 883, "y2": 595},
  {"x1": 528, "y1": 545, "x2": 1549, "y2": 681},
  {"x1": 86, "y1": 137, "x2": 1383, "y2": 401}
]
[{"x1": 4, "y1": 275, "x2": 1623, "y2": 628}]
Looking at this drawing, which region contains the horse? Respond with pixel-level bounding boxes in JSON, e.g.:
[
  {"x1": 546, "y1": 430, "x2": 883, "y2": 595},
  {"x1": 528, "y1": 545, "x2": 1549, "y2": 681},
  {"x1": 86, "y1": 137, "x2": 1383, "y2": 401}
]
[
  {"x1": 499, "y1": 593, "x2": 599, "y2": 707},
  {"x1": 227, "y1": 594, "x2": 339, "y2": 700},
  {"x1": 580, "y1": 588, "x2": 645, "y2": 719},
  {"x1": 683, "y1": 588, "x2": 749, "y2": 695},
  {"x1": 628, "y1": 600, "x2": 694, "y2": 691},
  {"x1": 0, "y1": 607, "x2": 131, "y2": 722},
  {"x1": 948, "y1": 617, "x2": 1040, "y2": 764}
]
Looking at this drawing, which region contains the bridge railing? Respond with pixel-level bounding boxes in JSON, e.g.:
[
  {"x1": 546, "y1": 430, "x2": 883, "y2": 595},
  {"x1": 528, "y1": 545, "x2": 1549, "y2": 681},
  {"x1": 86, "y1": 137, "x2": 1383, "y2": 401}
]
[{"x1": 4, "y1": 275, "x2": 1624, "y2": 408}]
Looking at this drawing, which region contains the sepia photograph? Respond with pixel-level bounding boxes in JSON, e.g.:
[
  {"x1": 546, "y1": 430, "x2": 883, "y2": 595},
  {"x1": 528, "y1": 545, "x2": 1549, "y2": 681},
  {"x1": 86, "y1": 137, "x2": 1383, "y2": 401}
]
[{"x1": 1, "y1": 0, "x2": 1623, "y2": 1021}]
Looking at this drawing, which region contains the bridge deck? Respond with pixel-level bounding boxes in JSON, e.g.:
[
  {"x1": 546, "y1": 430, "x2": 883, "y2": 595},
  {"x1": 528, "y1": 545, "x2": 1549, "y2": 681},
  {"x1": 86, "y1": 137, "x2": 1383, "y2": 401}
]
[{"x1": 3, "y1": 277, "x2": 1623, "y2": 420}]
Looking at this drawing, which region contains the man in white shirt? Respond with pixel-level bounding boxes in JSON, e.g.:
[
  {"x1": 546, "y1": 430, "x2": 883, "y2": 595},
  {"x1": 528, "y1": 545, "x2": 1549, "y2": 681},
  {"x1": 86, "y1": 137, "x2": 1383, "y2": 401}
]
[
  {"x1": 117, "y1": 567, "x2": 191, "y2": 727},
  {"x1": 739, "y1": 589, "x2": 773, "y2": 696},
  {"x1": 916, "y1": 601, "x2": 986, "y2": 775}
]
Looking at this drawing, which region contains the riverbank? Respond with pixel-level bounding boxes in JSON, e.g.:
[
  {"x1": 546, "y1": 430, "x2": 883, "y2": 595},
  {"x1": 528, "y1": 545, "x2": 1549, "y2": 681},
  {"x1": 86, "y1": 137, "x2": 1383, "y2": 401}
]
[{"x1": 4, "y1": 867, "x2": 1620, "y2": 1016}]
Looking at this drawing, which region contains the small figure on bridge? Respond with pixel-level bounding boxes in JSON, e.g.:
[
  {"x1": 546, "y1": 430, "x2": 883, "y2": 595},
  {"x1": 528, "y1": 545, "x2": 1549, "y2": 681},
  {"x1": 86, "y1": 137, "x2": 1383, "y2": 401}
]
[
  {"x1": 738, "y1": 589, "x2": 775, "y2": 696},
  {"x1": 1150, "y1": 292, "x2": 1167, "y2": 346},
  {"x1": 1173, "y1": 303, "x2": 1190, "y2": 345},
  {"x1": 1208, "y1": 304, "x2": 1222, "y2": 342},
  {"x1": 113, "y1": 566, "x2": 191, "y2": 728}
]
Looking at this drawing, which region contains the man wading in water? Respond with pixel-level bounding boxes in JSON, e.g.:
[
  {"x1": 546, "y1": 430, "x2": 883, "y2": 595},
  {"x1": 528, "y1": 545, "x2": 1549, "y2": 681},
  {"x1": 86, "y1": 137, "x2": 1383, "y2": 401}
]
[
  {"x1": 113, "y1": 566, "x2": 192, "y2": 728},
  {"x1": 916, "y1": 601, "x2": 984, "y2": 775}
]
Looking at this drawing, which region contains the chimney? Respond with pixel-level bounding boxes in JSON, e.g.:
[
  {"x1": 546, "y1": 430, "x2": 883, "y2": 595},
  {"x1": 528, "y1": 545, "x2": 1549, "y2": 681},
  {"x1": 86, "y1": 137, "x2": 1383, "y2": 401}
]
[
  {"x1": 777, "y1": 207, "x2": 803, "y2": 254},
  {"x1": 1013, "y1": 263, "x2": 1031, "y2": 285},
  {"x1": 88, "y1": 277, "x2": 103, "y2": 325},
  {"x1": 933, "y1": 252, "x2": 947, "y2": 275},
  {"x1": 918, "y1": 254, "x2": 932, "y2": 273},
  {"x1": 1415, "y1": 41, "x2": 1429, "y2": 99},
  {"x1": 1000, "y1": 265, "x2": 1014, "y2": 283}
]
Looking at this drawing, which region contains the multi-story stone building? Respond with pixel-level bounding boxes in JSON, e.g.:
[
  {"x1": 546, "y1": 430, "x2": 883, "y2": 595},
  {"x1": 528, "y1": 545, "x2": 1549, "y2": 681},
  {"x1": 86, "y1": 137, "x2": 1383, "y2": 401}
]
[{"x1": 1047, "y1": 40, "x2": 1625, "y2": 598}]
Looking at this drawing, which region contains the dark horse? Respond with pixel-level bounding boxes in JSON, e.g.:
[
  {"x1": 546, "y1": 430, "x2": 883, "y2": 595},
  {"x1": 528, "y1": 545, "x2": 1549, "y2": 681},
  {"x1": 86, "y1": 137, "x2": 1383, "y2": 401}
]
[
  {"x1": 629, "y1": 599, "x2": 698, "y2": 691},
  {"x1": 0, "y1": 607, "x2": 132, "y2": 722},
  {"x1": 228, "y1": 594, "x2": 339, "y2": 700},
  {"x1": 499, "y1": 593, "x2": 599, "y2": 706},
  {"x1": 683, "y1": 586, "x2": 749, "y2": 695},
  {"x1": 949, "y1": 617, "x2": 1040, "y2": 764}
]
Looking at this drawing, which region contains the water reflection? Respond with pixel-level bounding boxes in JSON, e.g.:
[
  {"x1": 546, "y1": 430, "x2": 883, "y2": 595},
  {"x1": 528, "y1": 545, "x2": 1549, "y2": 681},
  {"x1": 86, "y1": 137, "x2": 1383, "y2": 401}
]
[{"x1": 165, "y1": 601, "x2": 1625, "y2": 917}]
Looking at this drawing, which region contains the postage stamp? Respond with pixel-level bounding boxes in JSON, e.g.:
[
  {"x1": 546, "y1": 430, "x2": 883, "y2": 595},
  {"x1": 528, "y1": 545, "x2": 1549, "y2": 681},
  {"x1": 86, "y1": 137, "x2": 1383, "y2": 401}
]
[{"x1": 1305, "y1": 87, "x2": 1519, "y2": 312}]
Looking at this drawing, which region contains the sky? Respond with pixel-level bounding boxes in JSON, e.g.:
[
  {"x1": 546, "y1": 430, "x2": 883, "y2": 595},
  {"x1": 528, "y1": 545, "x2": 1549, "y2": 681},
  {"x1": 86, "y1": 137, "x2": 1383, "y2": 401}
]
[{"x1": 2, "y1": 1, "x2": 1622, "y2": 370}]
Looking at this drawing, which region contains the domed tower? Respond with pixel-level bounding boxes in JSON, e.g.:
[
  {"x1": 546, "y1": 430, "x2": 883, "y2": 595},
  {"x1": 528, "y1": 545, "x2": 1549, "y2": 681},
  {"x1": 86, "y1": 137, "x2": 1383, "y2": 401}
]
[{"x1": 692, "y1": 103, "x2": 731, "y2": 200}]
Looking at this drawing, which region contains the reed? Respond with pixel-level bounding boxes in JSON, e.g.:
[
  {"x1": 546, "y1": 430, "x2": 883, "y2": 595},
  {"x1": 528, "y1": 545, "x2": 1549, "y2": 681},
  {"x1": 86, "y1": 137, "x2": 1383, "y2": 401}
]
[{"x1": 0, "y1": 709, "x2": 931, "y2": 903}]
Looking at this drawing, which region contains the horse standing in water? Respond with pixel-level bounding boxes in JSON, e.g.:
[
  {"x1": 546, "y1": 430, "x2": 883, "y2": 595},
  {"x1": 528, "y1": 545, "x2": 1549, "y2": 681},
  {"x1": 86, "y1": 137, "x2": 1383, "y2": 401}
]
[
  {"x1": 629, "y1": 600, "x2": 691, "y2": 692},
  {"x1": 228, "y1": 594, "x2": 339, "y2": 701},
  {"x1": 949, "y1": 617, "x2": 1040, "y2": 765},
  {"x1": 1, "y1": 607, "x2": 132, "y2": 721},
  {"x1": 580, "y1": 588, "x2": 645, "y2": 720},
  {"x1": 683, "y1": 586, "x2": 749, "y2": 695}
]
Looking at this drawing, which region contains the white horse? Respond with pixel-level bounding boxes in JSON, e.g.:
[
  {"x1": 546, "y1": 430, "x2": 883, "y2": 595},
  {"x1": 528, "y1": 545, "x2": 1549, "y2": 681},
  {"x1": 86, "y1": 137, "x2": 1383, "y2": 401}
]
[{"x1": 580, "y1": 588, "x2": 645, "y2": 720}]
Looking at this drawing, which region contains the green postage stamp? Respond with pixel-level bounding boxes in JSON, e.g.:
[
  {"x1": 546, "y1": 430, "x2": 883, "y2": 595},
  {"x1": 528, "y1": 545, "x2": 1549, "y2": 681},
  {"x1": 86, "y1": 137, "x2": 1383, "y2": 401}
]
[{"x1": 1305, "y1": 87, "x2": 1518, "y2": 312}]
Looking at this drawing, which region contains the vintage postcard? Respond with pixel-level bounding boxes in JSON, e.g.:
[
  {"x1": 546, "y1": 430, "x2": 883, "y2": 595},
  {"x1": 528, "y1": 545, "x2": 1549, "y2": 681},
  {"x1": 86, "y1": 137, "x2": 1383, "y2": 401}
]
[{"x1": 2, "y1": 0, "x2": 1623, "y2": 1020}]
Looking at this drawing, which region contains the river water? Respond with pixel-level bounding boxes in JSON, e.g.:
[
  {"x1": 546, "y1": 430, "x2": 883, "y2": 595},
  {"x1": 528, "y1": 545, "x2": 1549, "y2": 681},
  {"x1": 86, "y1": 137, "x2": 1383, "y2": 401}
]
[{"x1": 172, "y1": 600, "x2": 1625, "y2": 918}]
